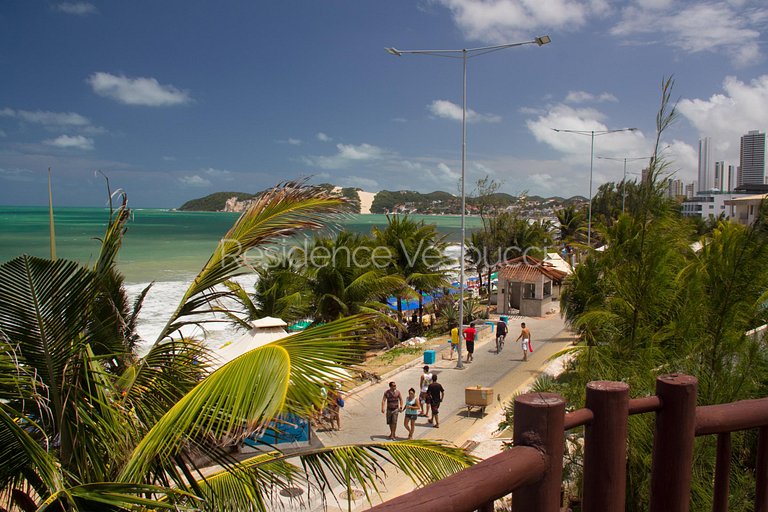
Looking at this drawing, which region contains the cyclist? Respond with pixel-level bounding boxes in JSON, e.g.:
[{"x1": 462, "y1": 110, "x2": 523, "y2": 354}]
[{"x1": 495, "y1": 318, "x2": 508, "y2": 353}]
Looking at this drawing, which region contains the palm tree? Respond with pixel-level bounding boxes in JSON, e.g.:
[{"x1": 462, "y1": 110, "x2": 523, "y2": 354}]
[
  {"x1": 555, "y1": 205, "x2": 586, "y2": 244},
  {"x1": 372, "y1": 214, "x2": 451, "y2": 325},
  {"x1": 0, "y1": 181, "x2": 473, "y2": 511},
  {"x1": 304, "y1": 231, "x2": 406, "y2": 323}
]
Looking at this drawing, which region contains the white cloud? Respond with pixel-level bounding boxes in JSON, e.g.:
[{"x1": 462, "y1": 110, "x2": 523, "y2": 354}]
[
  {"x1": 611, "y1": 2, "x2": 765, "y2": 66},
  {"x1": 435, "y1": 0, "x2": 592, "y2": 42},
  {"x1": 316, "y1": 132, "x2": 332, "y2": 142},
  {"x1": 305, "y1": 143, "x2": 389, "y2": 170},
  {"x1": 277, "y1": 138, "x2": 302, "y2": 145},
  {"x1": 178, "y1": 175, "x2": 211, "y2": 187},
  {"x1": 43, "y1": 134, "x2": 94, "y2": 150},
  {"x1": 0, "y1": 168, "x2": 35, "y2": 182},
  {"x1": 428, "y1": 99, "x2": 501, "y2": 123},
  {"x1": 203, "y1": 167, "x2": 234, "y2": 181},
  {"x1": 565, "y1": 91, "x2": 618, "y2": 103},
  {"x1": 0, "y1": 108, "x2": 91, "y2": 127},
  {"x1": 678, "y1": 75, "x2": 768, "y2": 163},
  {"x1": 54, "y1": 2, "x2": 96, "y2": 15},
  {"x1": 87, "y1": 72, "x2": 191, "y2": 106}
]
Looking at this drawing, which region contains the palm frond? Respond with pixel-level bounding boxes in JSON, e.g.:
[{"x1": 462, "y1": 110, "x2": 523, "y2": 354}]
[
  {"x1": 154, "y1": 181, "x2": 345, "y2": 344},
  {"x1": 120, "y1": 314, "x2": 374, "y2": 482}
]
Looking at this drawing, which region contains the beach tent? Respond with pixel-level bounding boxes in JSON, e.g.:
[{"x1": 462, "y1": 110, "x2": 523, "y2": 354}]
[{"x1": 212, "y1": 316, "x2": 289, "y2": 369}]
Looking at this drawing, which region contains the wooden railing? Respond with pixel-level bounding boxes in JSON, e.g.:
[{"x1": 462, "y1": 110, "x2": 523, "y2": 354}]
[{"x1": 367, "y1": 374, "x2": 768, "y2": 512}]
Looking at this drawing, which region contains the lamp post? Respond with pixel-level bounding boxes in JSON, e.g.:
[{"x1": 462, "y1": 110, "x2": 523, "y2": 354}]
[
  {"x1": 387, "y1": 36, "x2": 551, "y2": 369},
  {"x1": 551, "y1": 128, "x2": 637, "y2": 247},
  {"x1": 595, "y1": 155, "x2": 654, "y2": 213}
]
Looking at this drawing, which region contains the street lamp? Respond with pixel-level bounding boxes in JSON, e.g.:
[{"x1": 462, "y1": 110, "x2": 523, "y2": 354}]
[
  {"x1": 387, "y1": 36, "x2": 551, "y2": 369},
  {"x1": 595, "y1": 155, "x2": 654, "y2": 213},
  {"x1": 551, "y1": 128, "x2": 637, "y2": 247}
]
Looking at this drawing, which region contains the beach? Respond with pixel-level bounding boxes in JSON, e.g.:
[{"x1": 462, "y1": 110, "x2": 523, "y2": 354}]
[{"x1": 0, "y1": 206, "x2": 483, "y2": 348}]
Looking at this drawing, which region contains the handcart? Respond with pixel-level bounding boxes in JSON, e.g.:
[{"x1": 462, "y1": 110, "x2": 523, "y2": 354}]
[{"x1": 465, "y1": 386, "x2": 494, "y2": 417}]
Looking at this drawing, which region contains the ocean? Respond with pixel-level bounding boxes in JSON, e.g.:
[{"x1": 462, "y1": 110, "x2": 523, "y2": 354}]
[{"x1": 0, "y1": 206, "x2": 481, "y2": 345}]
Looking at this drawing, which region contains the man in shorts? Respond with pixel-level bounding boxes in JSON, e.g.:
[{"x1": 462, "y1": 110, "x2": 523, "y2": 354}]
[
  {"x1": 381, "y1": 381, "x2": 403, "y2": 440},
  {"x1": 515, "y1": 322, "x2": 532, "y2": 362},
  {"x1": 463, "y1": 322, "x2": 477, "y2": 363},
  {"x1": 419, "y1": 365, "x2": 433, "y2": 417},
  {"x1": 426, "y1": 374, "x2": 445, "y2": 428}
]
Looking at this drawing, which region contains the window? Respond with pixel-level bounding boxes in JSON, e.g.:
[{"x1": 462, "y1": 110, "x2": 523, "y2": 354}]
[
  {"x1": 523, "y1": 283, "x2": 535, "y2": 299},
  {"x1": 543, "y1": 281, "x2": 552, "y2": 297}
]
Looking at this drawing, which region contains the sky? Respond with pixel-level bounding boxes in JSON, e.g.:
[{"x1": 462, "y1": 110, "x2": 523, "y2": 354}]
[{"x1": 1, "y1": 1, "x2": 767, "y2": 208}]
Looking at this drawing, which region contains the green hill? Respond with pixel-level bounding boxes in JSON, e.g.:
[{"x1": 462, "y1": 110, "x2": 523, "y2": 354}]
[{"x1": 178, "y1": 192, "x2": 255, "y2": 211}]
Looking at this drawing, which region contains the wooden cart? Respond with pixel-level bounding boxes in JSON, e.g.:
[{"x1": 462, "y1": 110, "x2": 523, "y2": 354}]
[{"x1": 465, "y1": 386, "x2": 493, "y2": 417}]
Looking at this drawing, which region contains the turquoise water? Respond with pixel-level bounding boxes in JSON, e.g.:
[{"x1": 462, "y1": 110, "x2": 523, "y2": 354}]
[{"x1": 0, "y1": 207, "x2": 482, "y2": 283}]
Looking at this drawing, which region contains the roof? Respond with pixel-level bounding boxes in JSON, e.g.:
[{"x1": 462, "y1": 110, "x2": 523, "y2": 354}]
[
  {"x1": 724, "y1": 194, "x2": 768, "y2": 205},
  {"x1": 495, "y1": 256, "x2": 568, "y2": 284},
  {"x1": 251, "y1": 316, "x2": 288, "y2": 328},
  {"x1": 544, "y1": 253, "x2": 573, "y2": 275}
]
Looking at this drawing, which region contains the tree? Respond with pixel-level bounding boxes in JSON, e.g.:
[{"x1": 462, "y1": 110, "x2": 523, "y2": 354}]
[
  {"x1": 305, "y1": 231, "x2": 406, "y2": 323},
  {"x1": 372, "y1": 214, "x2": 450, "y2": 325},
  {"x1": 0, "y1": 182, "x2": 474, "y2": 511},
  {"x1": 550, "y1": 77, "x2": 768, "y2": 510},
  {"x1": 555, "y1": 205, "x2": 586, "y2": 244}
]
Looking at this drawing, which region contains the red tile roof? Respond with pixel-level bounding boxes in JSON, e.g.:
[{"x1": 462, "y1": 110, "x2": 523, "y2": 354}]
[{"x1": 495, "y1": 256, "x2": 568, "y2": 284}]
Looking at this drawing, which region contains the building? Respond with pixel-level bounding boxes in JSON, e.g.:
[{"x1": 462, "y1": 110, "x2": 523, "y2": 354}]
[
  {"x1": 495, "y1": 256, "x2": 567, "y2": 317},
  {"x1": 698, "y1": 137, "x2": 714, "y2": 192},
  {"x1": 668, "y1": 178, "x2": 684, "y2": 198},
  {"x1": 685, "y1": 182, "x2": 696, "y2": 199},
  {"x1": 723, "y1": 194, "x2": 768, "y2": 225},
  {"x1": 739, "y1": 130, "x2": 765, "y2": 185}
]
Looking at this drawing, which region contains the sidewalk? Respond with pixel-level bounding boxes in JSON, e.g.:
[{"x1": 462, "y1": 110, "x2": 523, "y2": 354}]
[{"x1": 311, "y1": 306, "x2": 575, "y2": 511}]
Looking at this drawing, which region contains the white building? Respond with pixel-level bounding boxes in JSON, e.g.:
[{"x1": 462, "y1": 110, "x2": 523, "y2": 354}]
[{"x1": 698, "y1": 137, "x2": 714, "y2": 192}]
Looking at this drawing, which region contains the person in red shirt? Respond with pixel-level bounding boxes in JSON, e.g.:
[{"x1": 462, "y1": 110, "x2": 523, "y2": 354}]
[{"x1": 463, "y1": 322, "x2": 477, "y2": 363}]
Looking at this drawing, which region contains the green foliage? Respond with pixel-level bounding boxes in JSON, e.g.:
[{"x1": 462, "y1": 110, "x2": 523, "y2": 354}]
[{"x1": 540, "y1": 77, "x2": 768, "y2": 509}]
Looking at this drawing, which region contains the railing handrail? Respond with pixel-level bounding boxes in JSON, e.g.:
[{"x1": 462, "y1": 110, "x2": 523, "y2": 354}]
[
  {"x1": 695, "y1": 397, "x2": 768, "y2": 435},
  {"x1": 366, "y1": 445, "x2": 547, "y2": 512}
]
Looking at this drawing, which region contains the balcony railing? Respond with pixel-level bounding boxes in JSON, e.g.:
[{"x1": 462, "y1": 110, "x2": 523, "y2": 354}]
[{"x1": 367, "y1": 373, "x2": 768, "y2": 512}]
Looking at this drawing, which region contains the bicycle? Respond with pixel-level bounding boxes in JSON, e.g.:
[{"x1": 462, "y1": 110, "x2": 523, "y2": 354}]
[{"x1": 495, "y1": 333, "x2": 505, "y2": 353}]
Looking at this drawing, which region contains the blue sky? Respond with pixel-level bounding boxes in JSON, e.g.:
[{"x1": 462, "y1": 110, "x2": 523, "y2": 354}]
[{"x1": 1, "y1": 1, "x2": 767, "y2": 207}]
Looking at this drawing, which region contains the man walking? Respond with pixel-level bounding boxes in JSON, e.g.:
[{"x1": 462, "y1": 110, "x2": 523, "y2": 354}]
[
  {"x1": 515, "y1": 322, "x2": 532, "y2": 362},
  {"x1": 419, "y1": 366, "x2": 433, "y2": 417},
  {"x1": 427, "y1": 374, "x2": 445, "y2": 428},
  {"x1": 463, "y1": 322, "x2": 477, "y2": 363},
  {"x1": 381, "y1": 381, "x2": 403, "y2": 440}
]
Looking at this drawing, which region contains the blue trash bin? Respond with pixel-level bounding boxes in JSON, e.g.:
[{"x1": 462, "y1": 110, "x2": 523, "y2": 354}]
[{"x1": 423, "y1": 349, "x2": 436, "y2": 365}]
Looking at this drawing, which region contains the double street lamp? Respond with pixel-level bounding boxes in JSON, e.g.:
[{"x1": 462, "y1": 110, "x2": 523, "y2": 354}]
[
  {"x1": 551, "y1": 128, "x2": 637, "y2": 247},
  {"x1": 595, "y1": 155, "x2": 654, "y2": 213},
  {"x1": 386, "y1": 36, "x2": 551, "y2": 369}
]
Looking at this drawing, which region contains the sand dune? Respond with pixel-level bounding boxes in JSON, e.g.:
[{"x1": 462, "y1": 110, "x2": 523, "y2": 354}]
[{"x1": 357, "y1": 191, "x2": 376, "y2": 214}]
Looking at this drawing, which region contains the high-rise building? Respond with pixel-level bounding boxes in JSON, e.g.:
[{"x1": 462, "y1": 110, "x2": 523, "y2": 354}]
[
  {"x1": 668, "y1": 178, "x2": 684, "y2": 197},
  {"x1": 715, "y1": 161, "x2": 725, "y2": 192},
  {"x1": 685, "y1": 182, "x2": 696, "y2": 199},
  {"x1": 739, "y1": 130, "x2": 766, "y2": 185},
  {"x1": 728, "y1": 164, "x2": 736, "y2": 192},
  {"x1": 698, "y1": 137, "x2": 714, "y2": 191}
]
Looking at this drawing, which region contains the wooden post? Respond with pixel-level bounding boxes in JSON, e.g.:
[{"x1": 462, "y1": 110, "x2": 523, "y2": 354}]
[
  {"x1": 512, "y1": 392, "x2": 566, "y2": 512},
  {"x1": 650, "y1": 374, "x2": 698, "y2": 512},
  {"x1": 582, "y1": 381, "x2": 629, "y2": 512}
]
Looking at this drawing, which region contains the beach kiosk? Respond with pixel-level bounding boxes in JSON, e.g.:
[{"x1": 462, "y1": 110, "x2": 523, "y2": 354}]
[{"x1": 495, "y1": 256, "x2": 568, "y2": 317}]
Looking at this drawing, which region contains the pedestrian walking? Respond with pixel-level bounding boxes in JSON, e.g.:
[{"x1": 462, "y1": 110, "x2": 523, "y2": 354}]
[
  {"x1": 402, "y1": 388, "x2": 420, "y2": 439},
  {"x1": 463, "y1": 322, "x2": 477, "y2": 363},
  {"x1": 449, "y1": 326, "x2": 459, "y2": 359},
  {"x1": 381, "y1": 381, "x2": 403, "y2": 440},
  {"x1": 495, "y1": 318, "x2": 508, "y2": 353},
  {"x1": 419, "y1": 366, "x2": 433, "y2": 417},
  {"x1": 515, "y1": 322, "x2": 532, "y2": 362},
  {"x1": 426, "y1": 374, "x2": 445, "y2": 428}
]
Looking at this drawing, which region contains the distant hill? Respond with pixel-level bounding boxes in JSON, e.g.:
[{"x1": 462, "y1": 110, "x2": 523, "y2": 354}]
[
  {"x1": 179, "y1": 187, "x2": 587, "y2": 214},
  {"x1": 179, "y1": 192, "x2": 255, "y2": 211}
]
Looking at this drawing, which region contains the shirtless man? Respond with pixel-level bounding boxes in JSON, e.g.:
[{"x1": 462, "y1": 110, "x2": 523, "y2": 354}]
[{"x1": 515, "y1": 322, "x2": 532, "y2": 362}]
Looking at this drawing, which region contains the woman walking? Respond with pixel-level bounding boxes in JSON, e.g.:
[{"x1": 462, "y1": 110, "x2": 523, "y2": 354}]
[{"x1": 402, "y1": 388, "x2": 420, "y2": 439}]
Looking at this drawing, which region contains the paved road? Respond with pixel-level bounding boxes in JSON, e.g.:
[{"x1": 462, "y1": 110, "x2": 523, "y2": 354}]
[{"x1": 305, "y1": 307, "x2": 575, "y2": 511}]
